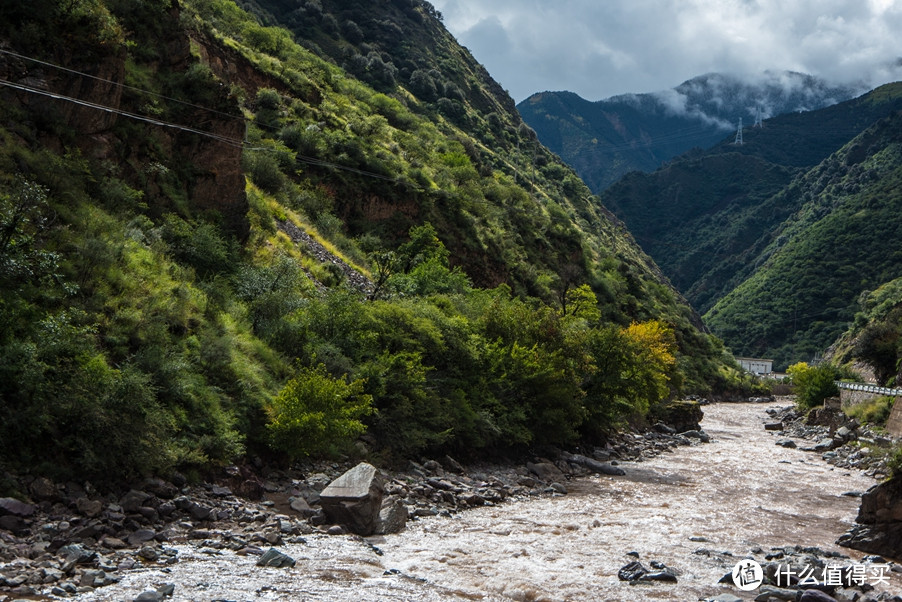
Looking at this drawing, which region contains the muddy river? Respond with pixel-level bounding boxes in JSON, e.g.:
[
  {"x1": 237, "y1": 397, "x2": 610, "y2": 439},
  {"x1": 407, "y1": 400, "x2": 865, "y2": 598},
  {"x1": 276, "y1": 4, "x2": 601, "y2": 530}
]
[{"x1": 77, "y1": 403, "x2": 896, "y2": 601}]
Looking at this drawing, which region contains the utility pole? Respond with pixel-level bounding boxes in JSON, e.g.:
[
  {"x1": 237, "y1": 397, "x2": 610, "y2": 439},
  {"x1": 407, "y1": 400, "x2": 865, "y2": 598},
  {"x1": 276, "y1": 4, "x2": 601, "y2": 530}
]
[
  {"x1": 734, "y1": 117, "x2": 743, "y2": 145},
  {"x1": 753, "y1": 106, "x2": 763, "y2": 128}
]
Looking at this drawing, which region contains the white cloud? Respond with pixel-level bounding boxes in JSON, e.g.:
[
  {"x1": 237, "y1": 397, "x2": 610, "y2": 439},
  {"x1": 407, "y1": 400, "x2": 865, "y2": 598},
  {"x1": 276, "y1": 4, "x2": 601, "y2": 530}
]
[{"x1": 430, "y1": 0, "x2": 902, "y2": 102}]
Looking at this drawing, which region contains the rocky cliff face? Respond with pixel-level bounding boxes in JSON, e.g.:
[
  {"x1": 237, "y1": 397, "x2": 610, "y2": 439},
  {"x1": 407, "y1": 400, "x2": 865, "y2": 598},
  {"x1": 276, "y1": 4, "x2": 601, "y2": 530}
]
[
  {"x1": 0, "y1": 6, "x2": 249, "y2": 237},
  {"x1": 837, "y1": 476, "x2": 902, "y2": 560}
]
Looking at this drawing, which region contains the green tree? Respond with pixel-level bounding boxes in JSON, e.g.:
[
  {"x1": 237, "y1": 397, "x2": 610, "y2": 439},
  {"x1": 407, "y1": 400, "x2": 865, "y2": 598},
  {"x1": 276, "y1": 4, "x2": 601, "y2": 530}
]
[
  {"x1": 788, "y1": 361, "x2": 839, "y2": 409},
  {"x1": 267, "y1": 363, "x2": 373, "y2": 458}
]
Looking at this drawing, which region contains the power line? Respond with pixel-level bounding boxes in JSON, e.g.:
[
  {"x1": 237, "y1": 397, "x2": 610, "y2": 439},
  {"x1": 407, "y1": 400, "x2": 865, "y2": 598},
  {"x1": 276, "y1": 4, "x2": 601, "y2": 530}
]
[
  {"x1": 0, "y1": 47, "x2": 248, "y2": 127},
  {"x1": 0, "y1": 78, "x2": 247, "y2": 147},
  {"x1": 0, "y1": 77, "x2": 404, "y2": 183}
]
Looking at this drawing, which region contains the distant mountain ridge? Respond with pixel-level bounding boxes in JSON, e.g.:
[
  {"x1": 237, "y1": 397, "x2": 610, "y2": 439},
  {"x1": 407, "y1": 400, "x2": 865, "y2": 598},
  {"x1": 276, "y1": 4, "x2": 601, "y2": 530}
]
[{"x1": 517, "y1": 71, "x2": 860, "y2": 192}]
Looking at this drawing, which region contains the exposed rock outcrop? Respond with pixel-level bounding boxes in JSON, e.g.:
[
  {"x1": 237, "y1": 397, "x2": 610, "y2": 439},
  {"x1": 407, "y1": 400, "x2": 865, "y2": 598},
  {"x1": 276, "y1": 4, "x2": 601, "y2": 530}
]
[{"x1": 837, "y1": 476, "x2": 902, "y2": 560}]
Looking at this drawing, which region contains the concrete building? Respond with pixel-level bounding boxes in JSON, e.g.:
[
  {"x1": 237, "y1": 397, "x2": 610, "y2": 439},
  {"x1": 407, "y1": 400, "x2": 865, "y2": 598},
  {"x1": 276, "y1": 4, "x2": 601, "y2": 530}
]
[{"x1": 736, "y1": 357, "x2": 773, "y2": 375}]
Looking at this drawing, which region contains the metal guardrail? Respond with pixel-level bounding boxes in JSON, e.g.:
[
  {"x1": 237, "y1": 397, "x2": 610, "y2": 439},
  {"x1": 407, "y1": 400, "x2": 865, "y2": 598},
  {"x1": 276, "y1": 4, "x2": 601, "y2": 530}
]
[{"x1": 834, "y1": 381, "x2": 902, "y2": 397}]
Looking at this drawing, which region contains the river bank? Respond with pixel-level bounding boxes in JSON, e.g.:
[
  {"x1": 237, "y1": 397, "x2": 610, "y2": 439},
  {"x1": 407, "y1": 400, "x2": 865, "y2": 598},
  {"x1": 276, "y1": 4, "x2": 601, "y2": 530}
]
[{"x1": 2, "y1": 402, "x2": 900, "y2": 601}]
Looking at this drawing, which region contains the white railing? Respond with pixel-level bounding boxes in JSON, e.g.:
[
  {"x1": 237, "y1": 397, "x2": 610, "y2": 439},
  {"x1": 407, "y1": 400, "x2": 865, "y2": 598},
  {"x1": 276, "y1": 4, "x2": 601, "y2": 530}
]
[{"x1": 834, "y1": 381, "x2": 902, "y2": 397}]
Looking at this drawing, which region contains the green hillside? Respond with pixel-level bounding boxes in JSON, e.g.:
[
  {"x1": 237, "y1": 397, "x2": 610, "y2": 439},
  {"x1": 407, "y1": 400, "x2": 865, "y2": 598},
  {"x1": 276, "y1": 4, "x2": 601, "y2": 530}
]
[
  {"x1": 0, "y1": 0, "x2": 735, "y2": 482},
  {"x1": 600, "y1": 83, "x2": 902, "y2": 316},
  {"x1": 705, "y1": 109, "x2": 902, "y2": 369}
]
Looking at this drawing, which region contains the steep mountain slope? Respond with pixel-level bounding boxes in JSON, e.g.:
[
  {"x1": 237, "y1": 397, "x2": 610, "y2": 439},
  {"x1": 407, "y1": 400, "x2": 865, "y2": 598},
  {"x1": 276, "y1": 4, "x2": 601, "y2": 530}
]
[
  {"x1": 704, "y1": 110, "x2": 902, "y2": 369},
  {"x1": 600, "y1": 83, "x2": 902, "y2": 314},
  {"x1": 0, "y1": 0, "x2": 738, "y2": 480},
  {"x1": 517, "y1": 72, "x2": 858, "y2": 193}
]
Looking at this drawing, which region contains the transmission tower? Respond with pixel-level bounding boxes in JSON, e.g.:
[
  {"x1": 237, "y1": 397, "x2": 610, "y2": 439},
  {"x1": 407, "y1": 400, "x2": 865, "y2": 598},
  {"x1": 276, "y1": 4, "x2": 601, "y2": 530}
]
[
  {"x1": 734, "y1": 117, "x2": 743, "y2": 145},
  {"x1": 754, "y1": 106, "x2": 763, "y2": 128}
]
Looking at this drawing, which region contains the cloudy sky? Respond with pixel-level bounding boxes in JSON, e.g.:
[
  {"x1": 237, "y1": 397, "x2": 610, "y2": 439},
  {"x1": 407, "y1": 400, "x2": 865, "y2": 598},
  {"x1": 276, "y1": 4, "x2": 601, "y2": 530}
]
[{"x1": 430, "y1": 0, "x2": 902, "y2": 102}]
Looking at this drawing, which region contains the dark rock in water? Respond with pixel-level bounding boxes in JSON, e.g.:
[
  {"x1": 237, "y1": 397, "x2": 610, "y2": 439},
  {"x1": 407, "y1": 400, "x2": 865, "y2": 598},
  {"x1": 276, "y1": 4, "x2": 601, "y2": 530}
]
[
  {"x1": 640, "y1": 569, "x2": 677, "y2": 583},
  {"x1": 775, "y1": 438, "x2": 797, "y2": 448},
  {"x1": 559, "y1": 451, "x2": 626, "y2": 475},
  {"x1": 526, "y1": 461, "x2": 565, "y2": 482},
  {"x1": 134, "y1": 592, "x2": 164, "y2": 602},
  {"x1": 837, "y1": 476, "x2": 902, "y2": 558},
  {"x1": 128, "y1": 529, "x2": 156, "y2": 546},
  {"x1": 319, "y1": 462, "x2": 384, "y2": 536},
  {"x1": 375, "y1": 496, "x2": 408, "y2": 535},
  {"x1": 618, "y1": 560, "x2": 648, "y2": 581},
  {"x1": 755, "y1": 586, "x2": 801, "y2": 601},
  {"x1": 654, "y1": 399, "x2": 703, "y2": 433},
  {"x1": 764, "y1": 422, "x2": 784, "y2": 431},
  {"x1": 256, "y1": 547, "x2": 296, "y2": 568},
  {"x1": 813, "y1": 438, "x2": 836, "y2": 452},
  {"x1": 680, "y1": 430, "x2": 710, "y2": 443},
  {"x1": 799, "y1": 591, "x2": 838, "y2": 602},
  {"x1": 0, "y1": 497, "x2": 35, "y2": 517}
]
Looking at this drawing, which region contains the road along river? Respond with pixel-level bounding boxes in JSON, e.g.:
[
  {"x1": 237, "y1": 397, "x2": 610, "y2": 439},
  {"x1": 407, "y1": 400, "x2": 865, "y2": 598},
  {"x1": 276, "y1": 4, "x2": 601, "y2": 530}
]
[{"x1": 78, "y1": 402, "x2": 896, "y2": 601}]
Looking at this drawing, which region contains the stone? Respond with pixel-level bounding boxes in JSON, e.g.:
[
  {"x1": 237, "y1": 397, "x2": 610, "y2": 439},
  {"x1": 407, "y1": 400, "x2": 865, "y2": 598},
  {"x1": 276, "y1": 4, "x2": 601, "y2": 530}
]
[
  {"x1": 0, "y1": 515, "x2": 27, "y2": 534},
  {"x1": 708, "y1": 595, "x2": 743, "y2": 602},
  {"x1": 776, "y1": 438, "x2": 797, "y2": 448},
  {"x1": 59, "y1": 543, "x2": 97, "y2": 564},
  {"x1": 138, "y1": 545, "x2": 160, "y2": 561},
  {"x1": 526, "y1": 461, "x2": 565, "y2": 482},
  {"x1": 289, "y1": 496, "x2": 316, "y2": 518},
  {"x1": 640, "y1": 569, "x2": 678, "y2": 583},
  {"x1": 559, "y1": 452, "x2": 626, "y2": 476},
  {"x1": 765, "y1": 422, "x2": 785, "y2": 431},
  {"x1": 814, "y1": 438, "x2": 836, "y2": 452},
  {"x1": 128, "y1": 529, "x2": 157, "y2": 546},
  {"x1": 76, "y1": 497, "x2": 104, "y2": 518},
  {"x1": 119, "y1": 490, "x2": 151, "y2": 513},
  {"x1": 655, "y1": 399, "x2": 704, "y2": 432},
  {"x1": 837, "y1": 476, "x2": 902, "y2": 558},
  {"x1": 755, "y1": 586, "x2": 804, "y2": 601},
  {"x1": 319, "y1": 463, "x2": 384, "y2": 536},
  {"x1": 140, "y1": 478, "x2": 178, "y2": 500},
  {"x1": 134, "y1": 592, "x2": 164, "y2": 602},
  {"x1": 0, "y1": 497, "x2": 36, "y2": 517},
  {"x1": 799, "y1": 591, "x2": 839, "y2": 602},
  {"x1": 681, "y1": 430, "x2": 711, "y2": 443},
  {"x1": 256, "y1": 547, "x2": 296, "y2": 568},
  {"x1": 442, "y1": 455, "x2": 466, "y2": 474},
  {"x1": 618, "y1": 560, "x2": 649, "y2": 581},
  {"x1": 29, "y1": 477, "x2": 58, "y2": 501},
  {"x1": 375, "y1": 496, "x2": 408, "y2": 535},
  {"x1": 549, "y1": 482, "x2": 568, "y2": 495}
]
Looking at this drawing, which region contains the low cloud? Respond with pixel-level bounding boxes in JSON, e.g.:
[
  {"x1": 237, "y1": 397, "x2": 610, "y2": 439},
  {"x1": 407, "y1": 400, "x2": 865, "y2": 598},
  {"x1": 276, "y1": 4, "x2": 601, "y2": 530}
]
[{"x1": 432, "y1": 0, "x2": 902, "y2": 102}]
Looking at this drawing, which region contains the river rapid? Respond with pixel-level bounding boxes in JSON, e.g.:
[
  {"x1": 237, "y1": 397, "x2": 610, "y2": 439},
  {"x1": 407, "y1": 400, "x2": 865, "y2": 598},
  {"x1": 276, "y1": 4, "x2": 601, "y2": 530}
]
[{"x1": 78, "y1": 402, "x2": 895, "y2": 601}]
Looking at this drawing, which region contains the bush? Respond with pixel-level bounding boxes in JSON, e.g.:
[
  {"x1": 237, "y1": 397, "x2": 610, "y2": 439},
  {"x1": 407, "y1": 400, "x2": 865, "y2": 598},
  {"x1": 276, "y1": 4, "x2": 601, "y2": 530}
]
[
  {"x1": 788, "y1": 362, "x2": 840, "y2": 409},
  {"x1": 267, "y1": 363, "x2": 373, "y2": 459}
]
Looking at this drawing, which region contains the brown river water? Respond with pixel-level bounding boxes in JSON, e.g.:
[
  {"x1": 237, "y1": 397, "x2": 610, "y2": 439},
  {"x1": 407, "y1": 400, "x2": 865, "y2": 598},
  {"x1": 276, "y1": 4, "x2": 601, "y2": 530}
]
[{"x1": 77, "y1": 402, "x2": 898, "y2": 601}]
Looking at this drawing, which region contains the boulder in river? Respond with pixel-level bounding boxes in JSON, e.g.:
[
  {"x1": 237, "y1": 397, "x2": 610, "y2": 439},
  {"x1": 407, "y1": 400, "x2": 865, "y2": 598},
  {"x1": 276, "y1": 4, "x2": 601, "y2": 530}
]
[
  {"x1": 319, "y1": 462, "x2": 384, "y2": 535},
  {"x1": 653, "y1": 399, "x2": 703, "y2": 433},
  {"x1": 256, "y1": 547, "x2": 296, "y2": 568},
  {"x1": 837, "y1": 475, "x2": 902, "y2": 558},
  {"x1": 559, "y1": 451, "x2": 625, "y2": 476}
]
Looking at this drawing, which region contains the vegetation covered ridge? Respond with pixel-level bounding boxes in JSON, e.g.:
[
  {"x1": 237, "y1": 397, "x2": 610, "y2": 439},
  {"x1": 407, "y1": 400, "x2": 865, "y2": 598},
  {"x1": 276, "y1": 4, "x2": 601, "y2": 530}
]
[{"x1": 0, "y1": 0, "x2": 741, "y2": 484}]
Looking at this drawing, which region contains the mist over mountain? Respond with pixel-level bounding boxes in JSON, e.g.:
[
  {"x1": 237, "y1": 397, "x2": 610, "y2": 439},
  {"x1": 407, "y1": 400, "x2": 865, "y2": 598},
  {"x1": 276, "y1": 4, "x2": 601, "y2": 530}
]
[{"x1": 518, "y1": 71, "x2": 860, "y2": 192}]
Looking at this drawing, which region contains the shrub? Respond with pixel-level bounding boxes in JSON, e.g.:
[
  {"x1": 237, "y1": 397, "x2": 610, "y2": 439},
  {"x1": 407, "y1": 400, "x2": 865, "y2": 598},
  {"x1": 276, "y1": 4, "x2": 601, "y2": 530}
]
[
  {"x1": 788, "y1": 362, "x2": 840, "y2": 409},
  {"x1": 267, "y1": 363, "x2": 373, "y2": 459}
]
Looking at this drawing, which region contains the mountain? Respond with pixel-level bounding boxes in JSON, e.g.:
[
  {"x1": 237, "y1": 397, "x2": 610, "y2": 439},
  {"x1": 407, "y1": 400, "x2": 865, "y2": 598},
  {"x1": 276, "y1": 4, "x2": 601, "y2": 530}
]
[
  {"x1": 600, "y1": 84, "x2": 902, "y2": 315},
  {"x1": 704, "y1": 107, "x2": 902, "y2": 369},
  {"x1": 517, "y1": 72, "x2": 859, "y2": 193},
  {"x1": 0, "y1": 0, "x2": 739, "y2": 480}
]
